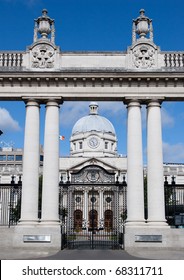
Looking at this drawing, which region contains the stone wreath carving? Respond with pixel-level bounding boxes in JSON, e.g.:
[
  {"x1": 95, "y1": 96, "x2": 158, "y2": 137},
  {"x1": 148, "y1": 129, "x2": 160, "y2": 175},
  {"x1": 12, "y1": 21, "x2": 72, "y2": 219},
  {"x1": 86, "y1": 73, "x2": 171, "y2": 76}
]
[
  {"x1": 31, "y1": 45, "x2": 55, "y2": 68},
  {"x1": 132, "y1": 45, "x2": 155, "y2": 68}
]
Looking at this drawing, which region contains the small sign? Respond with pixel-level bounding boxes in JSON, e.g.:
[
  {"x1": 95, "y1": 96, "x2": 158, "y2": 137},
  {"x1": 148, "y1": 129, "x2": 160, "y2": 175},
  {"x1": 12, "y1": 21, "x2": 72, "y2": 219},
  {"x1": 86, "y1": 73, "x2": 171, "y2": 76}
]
[
  {"x1": 135, "y1": 235, "x2": 162, "y2": 242},
  {"x1": 23, "y1": 235, "x2": 51, "y2": 243}
]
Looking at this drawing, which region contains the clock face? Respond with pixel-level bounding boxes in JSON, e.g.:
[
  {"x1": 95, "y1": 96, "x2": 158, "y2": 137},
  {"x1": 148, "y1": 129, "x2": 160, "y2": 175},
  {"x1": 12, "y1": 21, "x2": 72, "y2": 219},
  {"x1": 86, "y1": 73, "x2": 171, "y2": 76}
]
[{"x1": 88, "y1": 137, "x2": 99, "y2": 148}]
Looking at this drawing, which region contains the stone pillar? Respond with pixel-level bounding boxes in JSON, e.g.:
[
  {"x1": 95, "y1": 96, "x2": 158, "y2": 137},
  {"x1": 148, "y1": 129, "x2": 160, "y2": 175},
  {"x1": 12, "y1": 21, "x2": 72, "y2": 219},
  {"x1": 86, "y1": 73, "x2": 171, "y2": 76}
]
[
  {"x1": 41, "y1": 100, "x2": 60, "y2": 225},
  {"x1": 19, "y1": 100, "x2": 40, "y2": 225},
  {"x1": 99, "y1": 190, "x2": 103, "y2": 219},
  {"x1": 147, "y1": 100, "x2": 167, "y2": 226},
  {"x1": 83, "y1": 190, "x2": 88, "y2": 228},
  {"x1": 126, "y1": 100, "x2": 145, "y2": 226},
  {"x1": 99, "y1": 190, "x2": 104, "y2": 228}
]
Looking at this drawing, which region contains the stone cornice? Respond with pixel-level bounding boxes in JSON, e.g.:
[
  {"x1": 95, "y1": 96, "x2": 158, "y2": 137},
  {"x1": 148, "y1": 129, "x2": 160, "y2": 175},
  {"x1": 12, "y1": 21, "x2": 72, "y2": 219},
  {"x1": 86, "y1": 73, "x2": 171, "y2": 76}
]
[{"x1": 0, "y1": 70, "x2": 184, "y2": 101}]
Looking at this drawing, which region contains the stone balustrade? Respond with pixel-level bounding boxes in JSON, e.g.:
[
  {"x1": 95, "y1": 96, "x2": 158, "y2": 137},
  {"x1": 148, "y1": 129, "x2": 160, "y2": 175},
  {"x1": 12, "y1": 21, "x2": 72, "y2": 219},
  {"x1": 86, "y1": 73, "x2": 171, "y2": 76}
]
[
  {"x1": 164, "y1": 52, "x2": 184, "y2": 68},
  {"x1": 0, "y1": 50, "x2": 184, "y2": 70},
  {"x1": 0, "y1": 52, "x2": 23, "y2": 67}
]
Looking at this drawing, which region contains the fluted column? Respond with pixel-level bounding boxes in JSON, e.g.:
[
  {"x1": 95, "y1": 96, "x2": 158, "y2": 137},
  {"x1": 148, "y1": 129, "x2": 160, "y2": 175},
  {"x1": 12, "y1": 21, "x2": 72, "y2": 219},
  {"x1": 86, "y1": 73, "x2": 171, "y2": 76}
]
[
  {"x1": 126, "y1": 100, "x2": 145, "y2": 226},
  {"x1": 41, "y1": 100, "x2": 60, "y2": 225},
  {"x1": 147, "y1": 100, "x2": 167, "y2": 226},
  {"x1": 19, "y1": 100, "x2": 40, "y2": 225}
]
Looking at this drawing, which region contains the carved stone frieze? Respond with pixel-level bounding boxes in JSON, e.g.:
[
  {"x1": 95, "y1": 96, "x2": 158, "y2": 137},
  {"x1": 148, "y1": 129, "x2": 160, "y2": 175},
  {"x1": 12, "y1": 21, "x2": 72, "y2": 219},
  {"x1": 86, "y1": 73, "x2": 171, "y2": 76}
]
[
  {"x1": 31, "y1": 44, "x2": 55, "y2": 69},
  {"x1": 132, "y1": 44, "x2": 156, "y2": 68}
]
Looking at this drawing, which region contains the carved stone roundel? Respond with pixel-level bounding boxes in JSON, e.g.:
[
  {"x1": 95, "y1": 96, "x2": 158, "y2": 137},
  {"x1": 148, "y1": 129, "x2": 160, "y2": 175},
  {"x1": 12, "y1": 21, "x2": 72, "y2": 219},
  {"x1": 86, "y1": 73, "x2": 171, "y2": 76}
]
[
  {"x1": 31, "y1": 44, "x2": 55, "y2": 69},
  {"x1": 132, "y1": 44, "x2": 155, "y2": 69}
]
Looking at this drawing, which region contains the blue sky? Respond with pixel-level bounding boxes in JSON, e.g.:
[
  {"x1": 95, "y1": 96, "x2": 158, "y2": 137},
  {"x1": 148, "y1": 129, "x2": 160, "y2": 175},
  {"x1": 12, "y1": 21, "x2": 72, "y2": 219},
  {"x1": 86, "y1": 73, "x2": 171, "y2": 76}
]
[{"x1": 0, "y1": 0, "x2": 184, "y2": 163}]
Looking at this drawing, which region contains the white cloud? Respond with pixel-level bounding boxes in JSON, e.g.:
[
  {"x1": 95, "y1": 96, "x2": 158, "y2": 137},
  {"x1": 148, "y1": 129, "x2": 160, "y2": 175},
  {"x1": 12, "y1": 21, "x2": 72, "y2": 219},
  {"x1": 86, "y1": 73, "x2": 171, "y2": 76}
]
[
  {"x1": 163, "y1": 142, "x2": 184, "y2": 163},
  {"x1": 60, "y1": 101, "x2": 126, "y2": 127},
  {"x1": 60, "y1": 102, "x2": 89, "y2": 127},
  {"x1": 161, "y1": 108, "x2": 174, "y2": 127},
  {"x1": 98, "y1": 101, "x2": 126, "y2": 115},
  {"x1": 140, "y1": 106, "x2": 175, "y2": 130},
  {"x1": 0, "y1": 108, "x2": 21, "y2": 132}
]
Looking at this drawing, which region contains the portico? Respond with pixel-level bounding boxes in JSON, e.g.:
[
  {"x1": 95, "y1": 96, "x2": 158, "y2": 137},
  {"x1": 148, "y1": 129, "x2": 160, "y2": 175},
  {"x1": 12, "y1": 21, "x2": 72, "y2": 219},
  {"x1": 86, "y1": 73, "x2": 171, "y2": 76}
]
[{"x1": 1, "y1": 9, "x2": 184, "y2": 250}]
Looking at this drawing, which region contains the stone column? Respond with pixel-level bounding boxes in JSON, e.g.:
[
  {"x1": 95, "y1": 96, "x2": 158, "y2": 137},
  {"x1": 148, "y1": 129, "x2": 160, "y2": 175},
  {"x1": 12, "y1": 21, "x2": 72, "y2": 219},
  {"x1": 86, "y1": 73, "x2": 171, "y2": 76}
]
[
  {"x1": 99, "y1": 190, "x2": 104, "y2": 228},
  {"x1": 99, "y1": 190, "x2": 103, "y2": 220},
  {"x1": 83, "y1": 190, "x2": 88, "y2": 228},
  {"x1": 41, "y1": 100, "x2": 60, "y2": 225},
  {"x1": 19, "y1": 100, "x2": 40, "y2": 225},
  {"x1": 147, "y1": 100, "x2": 167, "y2": 226},
  {"x1": 126, "y1": 100, "x2": 145, "y2": 226}
]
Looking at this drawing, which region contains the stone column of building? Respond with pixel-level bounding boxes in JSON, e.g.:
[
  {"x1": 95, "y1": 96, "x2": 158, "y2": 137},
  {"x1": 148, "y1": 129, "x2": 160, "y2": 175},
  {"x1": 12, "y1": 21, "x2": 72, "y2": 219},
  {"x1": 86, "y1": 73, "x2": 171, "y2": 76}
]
[
  {"x1": 147, "y1": 100, "x2": 167, "y2": 226},
  {"x1": 126, "y1": 100, "x2": 145, "y2": 226},
  {"x1": 41, "y1": 100, "x2": 60, "y2": 225},
  {"x1": 19, "y1": 99, "x2": 40, "y2": 225},
  {"x1": 99, "y1": 190, "x2": 104, "y2": 227},
  {"x1": 83, "y1": 190, "x2": 88, "y2": 228}
]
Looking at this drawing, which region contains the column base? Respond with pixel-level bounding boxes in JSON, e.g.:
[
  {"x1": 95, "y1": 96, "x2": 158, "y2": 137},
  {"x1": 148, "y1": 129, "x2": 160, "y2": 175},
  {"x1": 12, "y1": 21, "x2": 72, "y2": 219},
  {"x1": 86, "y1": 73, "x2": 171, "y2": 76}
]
[
  {"x1": 147, "y1": 220, "x2": 168, "y2": 227},
  {"x1": 125, "y1": 220, "x2": 146, "y2": 227},
  {"x1": 124, "y1": 225, "x2": 171, "y2": 250},
  {"x1": 13, "y1": 223, "x2": 61, "y2": 250},
  {"x1": 17, "y1": 220, "x2": 39, "y2": 226},
  {"x1": 40, "y1": 220, "x2": 61, "y2": 226}
]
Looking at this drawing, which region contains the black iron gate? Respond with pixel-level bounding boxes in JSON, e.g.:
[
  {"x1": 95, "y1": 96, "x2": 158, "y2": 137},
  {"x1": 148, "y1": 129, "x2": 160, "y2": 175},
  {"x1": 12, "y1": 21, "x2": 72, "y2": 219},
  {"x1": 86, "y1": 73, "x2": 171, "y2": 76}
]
[
  {"x1": 0, "y1": 176, "x2": 22, "y2": 227},
  {"x1": 164, "y1": 176, "x2": 184, "y2": 227},
  {"x1": 59, "y1": 165, "x2": 127, "y2": 249}
]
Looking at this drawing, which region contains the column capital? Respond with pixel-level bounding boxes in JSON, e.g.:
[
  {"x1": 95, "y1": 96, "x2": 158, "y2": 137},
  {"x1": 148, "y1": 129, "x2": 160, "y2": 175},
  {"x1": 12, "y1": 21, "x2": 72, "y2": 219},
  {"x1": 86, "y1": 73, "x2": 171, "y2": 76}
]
[
  {"x1": 45, "y1": 100, "x2": 60, "y2": 108},
  {"x1": 44, "y1": 98, "x2": 63, "y2": 106},
  {"x1": 146, "y1": 98, "x2": 164, "y2": 108},
  {"x1": 124, "y1": 99, "x2": 142, "y2": 108},
  {"x1": 23, "y1": 99, "x2": 41, "y2": 108}
]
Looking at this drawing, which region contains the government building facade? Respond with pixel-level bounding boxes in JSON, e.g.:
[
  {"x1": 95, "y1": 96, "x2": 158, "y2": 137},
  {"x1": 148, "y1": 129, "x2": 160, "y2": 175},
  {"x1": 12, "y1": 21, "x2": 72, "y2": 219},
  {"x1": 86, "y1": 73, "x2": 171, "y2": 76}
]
[{"x1": 0, "y1": 9, "x2": 184, "y2": 250}]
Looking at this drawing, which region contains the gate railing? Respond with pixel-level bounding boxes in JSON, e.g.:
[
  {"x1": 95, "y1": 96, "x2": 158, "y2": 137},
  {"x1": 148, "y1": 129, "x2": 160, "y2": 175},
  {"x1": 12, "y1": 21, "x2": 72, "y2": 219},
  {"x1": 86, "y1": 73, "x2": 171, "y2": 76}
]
[
  {"x1": 164, "y1": 176, "x2": 184, "y2": 227},
  {"x1": 59, "y1": 174, "x2": 127, "y2": 249},
  {"x1": 0, "y1": 176, "x2": 22, "y2": 227}
]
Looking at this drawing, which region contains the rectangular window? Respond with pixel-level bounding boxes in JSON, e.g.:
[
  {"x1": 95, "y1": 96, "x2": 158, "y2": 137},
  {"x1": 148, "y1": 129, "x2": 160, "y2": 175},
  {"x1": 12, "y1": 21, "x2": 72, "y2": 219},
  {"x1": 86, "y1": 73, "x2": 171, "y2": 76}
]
[
  {"x1": 15, "y1": 155, "x2": 23, "y2": 161},
  {"x1": 60, "y1": 172, "x2": 67, "y2": 182},
  {"x1": 0, "y1": 155, "x2": 6, "y2": 161},
  {"x1": 40, "y1": 155, "x2": 43, "y2": 162},
  {"x1": 7, "y1": 155, "x2": 14, "y2": 161},
  {"x1": 79, "y1": 142, "x2": 83, "y2": 149},
  {"x1": 105, "y1": 142, "x2": 108, "y2": 149}
]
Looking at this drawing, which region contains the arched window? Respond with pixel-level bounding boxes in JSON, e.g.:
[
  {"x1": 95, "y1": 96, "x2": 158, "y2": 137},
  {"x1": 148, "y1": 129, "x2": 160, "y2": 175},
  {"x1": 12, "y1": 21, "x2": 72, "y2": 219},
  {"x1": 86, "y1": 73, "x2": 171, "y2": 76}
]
[
  {"x1": 104, "y1": 210, "x2": 113, "y2": 231},
  {"x1": 74, "y1": 209, "x2": 82, "y2": 230}
]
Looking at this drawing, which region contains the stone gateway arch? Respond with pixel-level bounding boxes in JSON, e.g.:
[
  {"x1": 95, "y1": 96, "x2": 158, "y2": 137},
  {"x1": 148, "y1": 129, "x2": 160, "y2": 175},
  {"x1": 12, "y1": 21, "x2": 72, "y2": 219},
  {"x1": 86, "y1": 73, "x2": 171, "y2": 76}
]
[{"x1": 0, "y1": 9, "x2": 184, "y2": 250}]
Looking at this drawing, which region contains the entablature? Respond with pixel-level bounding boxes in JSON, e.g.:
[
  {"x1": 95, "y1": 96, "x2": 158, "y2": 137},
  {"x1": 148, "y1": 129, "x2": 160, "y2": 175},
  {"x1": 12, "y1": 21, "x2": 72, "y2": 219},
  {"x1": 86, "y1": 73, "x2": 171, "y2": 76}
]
[{"x1": 0, "y1": 71, "x2": 184, "y2": 101}]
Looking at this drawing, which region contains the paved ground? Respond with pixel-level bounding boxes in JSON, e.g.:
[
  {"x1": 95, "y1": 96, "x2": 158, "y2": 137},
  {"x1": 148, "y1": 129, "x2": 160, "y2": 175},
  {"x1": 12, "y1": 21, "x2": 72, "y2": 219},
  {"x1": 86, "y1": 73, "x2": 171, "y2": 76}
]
[{"x1": 1, "y1": 247, "x2": 184, "y2": 260}]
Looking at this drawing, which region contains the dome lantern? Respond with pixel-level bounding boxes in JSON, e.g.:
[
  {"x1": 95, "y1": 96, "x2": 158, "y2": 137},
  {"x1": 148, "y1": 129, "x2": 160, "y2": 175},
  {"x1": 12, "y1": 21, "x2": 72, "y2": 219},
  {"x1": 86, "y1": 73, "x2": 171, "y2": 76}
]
[{"x1": 89, "y1": 102, "x2": 99, "y2": 115}]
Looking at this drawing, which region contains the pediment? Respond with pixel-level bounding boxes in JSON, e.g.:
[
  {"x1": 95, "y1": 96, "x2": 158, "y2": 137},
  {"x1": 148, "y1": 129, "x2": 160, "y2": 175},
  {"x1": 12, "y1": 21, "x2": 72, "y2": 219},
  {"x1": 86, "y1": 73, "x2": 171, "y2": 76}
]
[
  {"x1": 69, "y1": 157, "x2": 117, "y2": 172},
  {"x1": 71, "y1": 164, "x2": 115, "y2": 184}
]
